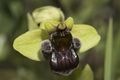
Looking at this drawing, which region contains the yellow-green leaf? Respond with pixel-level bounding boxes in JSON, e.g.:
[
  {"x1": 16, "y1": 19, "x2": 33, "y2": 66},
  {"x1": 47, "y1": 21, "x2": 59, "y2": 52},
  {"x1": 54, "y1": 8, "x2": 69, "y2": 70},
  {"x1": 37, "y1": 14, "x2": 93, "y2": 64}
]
[
  {"x1": 71, "y1": 24, "x2": 100, "y2": 53},
  {"x1": 79, "y1": 64, "x2": 94, "y2": 80},
  {"x1": 13, "y1": 29, "x2": 48, "y2": 61}
]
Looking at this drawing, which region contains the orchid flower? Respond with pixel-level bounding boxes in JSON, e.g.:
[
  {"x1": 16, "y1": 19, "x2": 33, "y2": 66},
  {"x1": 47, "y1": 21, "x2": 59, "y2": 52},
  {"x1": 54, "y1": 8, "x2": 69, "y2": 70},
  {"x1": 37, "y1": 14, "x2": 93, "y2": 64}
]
[{"x1": 13, "y1": 6, "x2": 100, "y2": 75}]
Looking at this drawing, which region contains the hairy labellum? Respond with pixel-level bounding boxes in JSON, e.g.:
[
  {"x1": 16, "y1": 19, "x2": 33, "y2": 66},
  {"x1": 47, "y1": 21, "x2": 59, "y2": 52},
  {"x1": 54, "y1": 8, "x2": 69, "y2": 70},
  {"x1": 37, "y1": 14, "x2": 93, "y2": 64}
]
[{"x1": 41, "y1": 25, "x2": 80, "y2": 75}]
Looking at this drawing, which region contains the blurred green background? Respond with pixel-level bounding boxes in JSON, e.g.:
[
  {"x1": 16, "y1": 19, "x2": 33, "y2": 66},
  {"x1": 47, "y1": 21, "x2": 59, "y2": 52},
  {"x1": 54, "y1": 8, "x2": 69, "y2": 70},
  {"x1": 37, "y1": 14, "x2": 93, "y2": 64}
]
[{"x1": 0, "y1": 0, "x2": 120, "y2": 80}]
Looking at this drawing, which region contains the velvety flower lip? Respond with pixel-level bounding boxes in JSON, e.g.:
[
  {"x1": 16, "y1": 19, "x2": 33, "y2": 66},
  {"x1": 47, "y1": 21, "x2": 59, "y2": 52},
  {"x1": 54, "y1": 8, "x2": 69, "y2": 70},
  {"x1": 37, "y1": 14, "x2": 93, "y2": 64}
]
[{"x1": 13, "y1": 17, "x2": 101, "y2": 61}]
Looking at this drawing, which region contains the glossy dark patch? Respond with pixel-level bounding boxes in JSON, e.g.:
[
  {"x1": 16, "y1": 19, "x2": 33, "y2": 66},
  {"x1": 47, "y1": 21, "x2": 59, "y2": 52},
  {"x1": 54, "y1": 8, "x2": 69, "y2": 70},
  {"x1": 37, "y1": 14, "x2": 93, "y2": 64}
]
[
  {"x1": 41, "y1": 26, "x2": 80, "y2": 75},
  {"x1": 50, "y1": 49, "x2": 79, "y2": 75}
]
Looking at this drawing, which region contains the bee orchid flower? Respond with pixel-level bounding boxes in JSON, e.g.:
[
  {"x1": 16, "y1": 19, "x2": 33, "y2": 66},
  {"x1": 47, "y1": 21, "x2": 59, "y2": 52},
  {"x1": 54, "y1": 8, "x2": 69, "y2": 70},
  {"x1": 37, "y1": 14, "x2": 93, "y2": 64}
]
[{"x1": 13, "y1": 6, "x2": 100, "y2": 75}]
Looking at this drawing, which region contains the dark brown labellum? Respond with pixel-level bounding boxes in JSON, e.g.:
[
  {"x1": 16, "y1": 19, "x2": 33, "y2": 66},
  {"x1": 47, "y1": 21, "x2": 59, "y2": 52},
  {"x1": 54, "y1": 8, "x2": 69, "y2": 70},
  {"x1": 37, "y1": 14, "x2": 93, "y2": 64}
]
[
  {"x1": 50, "y1": 49, "x2": 79, "y2": 75},
  {"x1": 41, "y1": 26, "x2": 80, "y2": 75}
]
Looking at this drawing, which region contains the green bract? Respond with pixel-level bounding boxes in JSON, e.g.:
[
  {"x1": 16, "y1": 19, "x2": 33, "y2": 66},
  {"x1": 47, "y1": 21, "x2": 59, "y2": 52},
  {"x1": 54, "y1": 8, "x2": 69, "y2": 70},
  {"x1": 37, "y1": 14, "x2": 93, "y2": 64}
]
[{"x1": 13, "y1": 7, "x2": 100, "y2": 61}]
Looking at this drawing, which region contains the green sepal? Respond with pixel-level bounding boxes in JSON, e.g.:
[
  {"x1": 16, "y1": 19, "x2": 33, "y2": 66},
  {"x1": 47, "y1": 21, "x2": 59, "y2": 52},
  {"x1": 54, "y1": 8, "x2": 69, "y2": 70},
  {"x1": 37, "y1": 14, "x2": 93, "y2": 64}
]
[
  {"x1": 27, "y1": 13, "x2": 38, "y2": 30},
  {"x1": 32, "y1": 6, "x2": 64, "y2": 23},
  {"x1": 13, "y1": 29, "x2": 48, "y2": 61},
  {"x1": 71, "y1": 24, "x2": 101, "y2": 53}
]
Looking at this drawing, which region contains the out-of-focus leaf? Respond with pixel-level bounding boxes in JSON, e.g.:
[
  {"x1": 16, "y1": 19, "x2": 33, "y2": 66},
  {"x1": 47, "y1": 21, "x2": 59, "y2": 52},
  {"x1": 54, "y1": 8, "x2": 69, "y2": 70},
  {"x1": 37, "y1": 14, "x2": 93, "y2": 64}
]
[
  {"x1": 78, "y1": 64, "x2": 93, "y2": 80},
  {"x1": 0, "y1": 12, "x2": 14, "y2": 33},
  {"x1": 13, "y1": 29, "x2": 48, "y2": 61},
  {"x1": 9, "y1": 1, "x2": 23, "y2": 18},
  {"x1": 104, "y1": 18, "x2": 113, "y2": 80},
  {"x1": 0, "y1": 34, "x2": 8, "y2": 60},
  {"x1": 71, "y1": 24, "x2": 101, "y2": 53}
]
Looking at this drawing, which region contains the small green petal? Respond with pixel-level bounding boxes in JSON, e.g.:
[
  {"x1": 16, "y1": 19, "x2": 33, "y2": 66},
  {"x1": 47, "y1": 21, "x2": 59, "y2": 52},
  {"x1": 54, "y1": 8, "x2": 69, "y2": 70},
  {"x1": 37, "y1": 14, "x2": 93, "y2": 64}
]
[
  {"x1": 44, "y1": 20, "x2": 60, "y2": 33},
  {"x1": 27, "y1": 13, "x2": 38, "y2": 30},
  {"x1": 65, "y1": 17, "x2": 74, "y2": 30},
  {"x1": 13, "y1": 29, "x2": 48, "y2": 61},
  {"x1": 71, "y1": 24, "x2": 101, "y2": 53},
  {"x1": 32, "y1": 6, "x2": 64, "y2": 23}
]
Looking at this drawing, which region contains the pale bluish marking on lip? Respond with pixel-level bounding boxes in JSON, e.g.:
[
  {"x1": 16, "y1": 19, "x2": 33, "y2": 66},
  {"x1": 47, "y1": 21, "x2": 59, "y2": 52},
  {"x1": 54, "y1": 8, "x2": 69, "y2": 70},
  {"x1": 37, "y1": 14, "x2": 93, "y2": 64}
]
[
  {"x1": 51, "y1": 52, "x2": 57, "y2": 63},
  {"x1": 71, "y1": 49, "x2": 77, "y2": 58}
]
